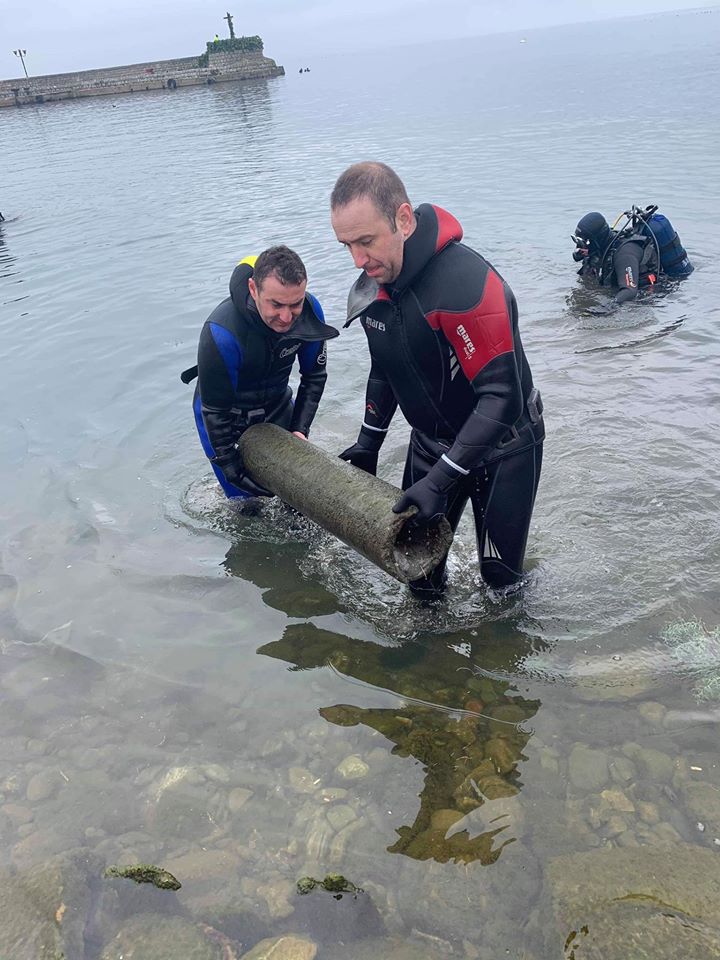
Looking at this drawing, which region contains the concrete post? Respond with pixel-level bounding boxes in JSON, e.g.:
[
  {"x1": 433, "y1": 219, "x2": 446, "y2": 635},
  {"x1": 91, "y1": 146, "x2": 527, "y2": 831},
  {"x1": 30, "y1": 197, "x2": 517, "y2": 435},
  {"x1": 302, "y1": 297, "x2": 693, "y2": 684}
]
[{"x1": 238, "y1": 423, "x2": 453, "y2": 584}]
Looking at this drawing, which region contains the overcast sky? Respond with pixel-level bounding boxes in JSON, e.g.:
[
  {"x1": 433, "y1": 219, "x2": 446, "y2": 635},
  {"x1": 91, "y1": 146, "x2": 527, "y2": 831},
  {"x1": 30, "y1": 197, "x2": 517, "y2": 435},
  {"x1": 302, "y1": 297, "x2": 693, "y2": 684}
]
[{"x1": 1, "y1": 0, "x2": 717, "y2": 78}]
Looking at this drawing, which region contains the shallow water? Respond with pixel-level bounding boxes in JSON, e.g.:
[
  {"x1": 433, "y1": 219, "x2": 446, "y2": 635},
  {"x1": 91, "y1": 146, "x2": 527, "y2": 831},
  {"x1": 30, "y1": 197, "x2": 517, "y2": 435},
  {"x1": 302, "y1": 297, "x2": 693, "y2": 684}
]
[{"x1": 2, "y1": 8, "x2": 720, "y2": 958}]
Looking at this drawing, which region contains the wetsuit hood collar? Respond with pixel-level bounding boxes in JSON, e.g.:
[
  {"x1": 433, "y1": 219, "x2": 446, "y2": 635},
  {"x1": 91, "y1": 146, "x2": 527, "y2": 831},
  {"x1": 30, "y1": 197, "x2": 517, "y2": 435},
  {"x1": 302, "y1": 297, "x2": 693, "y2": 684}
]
[
  {"x1": 346, "y1": 270, "x2": 380, "y2": 325},
  {"x1": 229, "y1": 261, "x2": 255, "y2": 314},
  {"x1": 390, "y1": 203, "x2": 463, "y2": 294},
  {"x1": 344, "y1": 204, "x2": 462, "y2": 325}
]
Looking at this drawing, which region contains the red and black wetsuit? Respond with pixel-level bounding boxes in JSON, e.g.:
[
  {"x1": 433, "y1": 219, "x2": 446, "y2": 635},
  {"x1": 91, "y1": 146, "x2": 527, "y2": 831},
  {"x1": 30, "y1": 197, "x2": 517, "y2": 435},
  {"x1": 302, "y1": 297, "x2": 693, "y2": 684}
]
[{"x1": 346, "y1": 203, "x2": 544, "y2": 590}]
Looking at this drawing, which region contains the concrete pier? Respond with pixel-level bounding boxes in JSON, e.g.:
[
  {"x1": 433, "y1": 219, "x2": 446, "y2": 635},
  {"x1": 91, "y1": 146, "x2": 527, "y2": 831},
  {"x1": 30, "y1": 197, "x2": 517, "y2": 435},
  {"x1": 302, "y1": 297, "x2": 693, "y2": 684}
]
[{"x1": 0, "y1": 40, "x2": 284, "y2": 108}]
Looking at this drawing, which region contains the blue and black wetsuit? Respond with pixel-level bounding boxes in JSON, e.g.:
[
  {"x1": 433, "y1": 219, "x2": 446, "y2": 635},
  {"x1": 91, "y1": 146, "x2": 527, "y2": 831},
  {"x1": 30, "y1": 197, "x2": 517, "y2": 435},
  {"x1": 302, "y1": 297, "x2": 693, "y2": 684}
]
[
  {"x1": 345, "y1": 204, "x2": 544, "y2": 590},
  {"x1": 185, "y1": 260, "x2": 338, "y2": 498}
]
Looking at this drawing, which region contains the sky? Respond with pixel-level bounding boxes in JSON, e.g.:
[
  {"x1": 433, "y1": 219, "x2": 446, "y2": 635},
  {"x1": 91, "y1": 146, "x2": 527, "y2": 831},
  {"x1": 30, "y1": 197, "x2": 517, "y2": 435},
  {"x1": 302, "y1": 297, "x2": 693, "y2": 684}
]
[{"x1": 1, "y1": 0, "x2": 718, "y2": 78}]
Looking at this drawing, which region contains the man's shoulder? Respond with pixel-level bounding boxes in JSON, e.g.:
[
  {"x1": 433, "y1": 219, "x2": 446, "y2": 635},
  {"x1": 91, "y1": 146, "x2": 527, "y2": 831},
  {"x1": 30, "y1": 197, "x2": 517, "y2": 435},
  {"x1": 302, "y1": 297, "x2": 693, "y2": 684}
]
[
  {"x1": 415, "y1": 240, "x2": 508, "y2": 299},
  {"x1": 204, "y1": 296, "x2": 246, "y2": 334}
]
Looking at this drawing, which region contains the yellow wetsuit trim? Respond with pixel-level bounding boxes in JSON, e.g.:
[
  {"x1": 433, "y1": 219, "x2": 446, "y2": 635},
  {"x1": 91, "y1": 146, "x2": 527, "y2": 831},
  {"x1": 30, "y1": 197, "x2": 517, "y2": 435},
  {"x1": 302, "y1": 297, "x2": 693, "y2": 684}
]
[{"x1": 238, "y1": 255, "x2": 258, "y2": 267}]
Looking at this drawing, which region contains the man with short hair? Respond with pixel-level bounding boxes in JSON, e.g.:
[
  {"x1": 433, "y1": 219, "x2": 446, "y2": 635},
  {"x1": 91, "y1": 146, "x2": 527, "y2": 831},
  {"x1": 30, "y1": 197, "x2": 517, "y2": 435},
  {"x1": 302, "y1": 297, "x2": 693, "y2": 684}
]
[
  {"x1": 331, "y1": 162, "x2": 544, "y2": 593},
  {"x1": 183, "y1": 245, "x2": 338, "y2": 499}
]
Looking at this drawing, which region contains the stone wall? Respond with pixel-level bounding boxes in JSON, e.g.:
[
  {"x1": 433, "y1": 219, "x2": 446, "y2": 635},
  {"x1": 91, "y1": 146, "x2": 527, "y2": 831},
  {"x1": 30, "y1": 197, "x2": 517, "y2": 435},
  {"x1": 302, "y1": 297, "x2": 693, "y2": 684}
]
[{"x1": 0, "y1": 48, "x2": 284, "y2": 108}]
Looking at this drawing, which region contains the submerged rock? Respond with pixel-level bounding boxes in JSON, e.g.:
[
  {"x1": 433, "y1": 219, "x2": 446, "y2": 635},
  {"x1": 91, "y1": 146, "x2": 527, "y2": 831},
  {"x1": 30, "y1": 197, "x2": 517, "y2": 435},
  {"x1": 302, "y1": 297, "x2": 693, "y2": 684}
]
[
  {"x1": 338, "y1": 937, "x2": 452, "y2": 959},
  {"x1": 545, "y1": 844, "x2": 720, "y2": 957},
  {"x1": 289, "y1": 876, "x2": 383, "y2": 944},
  {"x1": 240, "y1": 934, "x2": 317, "y2": 960},
  {"x1": 0, "y1": 850, "x2": 99, "y2": 960},
  {"x1": 100, "y1": 913, "x2": 239, "y2": 960},
  {"x1": 396, "y1": 838, "x2": 541, "y2": 951},
  {"x1": 560, "y1": 900, "x2": 720, "y2": 959}
]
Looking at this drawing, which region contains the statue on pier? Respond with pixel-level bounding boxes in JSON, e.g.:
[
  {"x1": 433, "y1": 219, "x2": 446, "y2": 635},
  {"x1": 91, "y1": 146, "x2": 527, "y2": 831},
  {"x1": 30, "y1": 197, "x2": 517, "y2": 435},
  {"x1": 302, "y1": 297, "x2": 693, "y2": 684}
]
[{"x1": 224, "y1": 11, "x2": 236, "y2": 39}]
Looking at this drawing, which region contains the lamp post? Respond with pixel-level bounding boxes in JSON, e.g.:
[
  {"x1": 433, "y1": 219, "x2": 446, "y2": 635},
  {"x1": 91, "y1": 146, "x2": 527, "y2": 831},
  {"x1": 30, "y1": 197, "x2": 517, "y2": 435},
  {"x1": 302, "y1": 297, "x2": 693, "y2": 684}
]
[{"x1": 13, "y1": 49, "x2": 29, "y2": 78}]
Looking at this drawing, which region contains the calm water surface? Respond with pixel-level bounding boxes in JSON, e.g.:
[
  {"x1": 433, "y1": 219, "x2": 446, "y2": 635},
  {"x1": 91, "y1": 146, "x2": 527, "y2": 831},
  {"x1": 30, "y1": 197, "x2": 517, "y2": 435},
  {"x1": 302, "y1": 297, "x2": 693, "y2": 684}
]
[{"x1": 2, "y1": 9, "x2": 720, "y2": 958}]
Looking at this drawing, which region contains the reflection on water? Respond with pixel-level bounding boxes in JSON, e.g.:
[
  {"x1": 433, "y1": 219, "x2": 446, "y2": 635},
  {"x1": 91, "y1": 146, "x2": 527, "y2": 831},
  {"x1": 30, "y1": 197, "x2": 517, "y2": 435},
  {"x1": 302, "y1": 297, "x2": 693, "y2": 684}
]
[
  {"x1": 260, "y1": 622, "x2": 541, "y2": 865},
  {"x1": 0, "y1": 225, "x2": 16, "y2": 283}
]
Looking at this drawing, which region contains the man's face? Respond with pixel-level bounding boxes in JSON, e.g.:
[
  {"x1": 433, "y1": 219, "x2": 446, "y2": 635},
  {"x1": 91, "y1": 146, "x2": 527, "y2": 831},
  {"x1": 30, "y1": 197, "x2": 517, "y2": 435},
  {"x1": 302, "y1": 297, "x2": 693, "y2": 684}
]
[
  {"x1": 248, "y1": 272, "x2": 306, "y2": 333},
  {"x1": 331, "y1": 196, "x2": 414, "y2": 285}
]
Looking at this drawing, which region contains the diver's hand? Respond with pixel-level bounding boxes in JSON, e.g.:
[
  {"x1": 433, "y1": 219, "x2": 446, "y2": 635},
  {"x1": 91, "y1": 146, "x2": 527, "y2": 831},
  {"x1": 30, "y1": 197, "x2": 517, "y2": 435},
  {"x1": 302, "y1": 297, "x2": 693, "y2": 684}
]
[
  {"x1": 392, "y1": 458, "x2": 461, "y2": 522},
  {"x1": 339, "y1": 425, "x2": 382, "y2": 475},
  {"x1": 339, "y1": 441, "x2": 378, "y2": 475},
  {"x1": 237, "y1": 474, "x2": 273, "y2": 498},
  {"x1": 217, "y1": 456, "x2": 273, "y2": 497}
]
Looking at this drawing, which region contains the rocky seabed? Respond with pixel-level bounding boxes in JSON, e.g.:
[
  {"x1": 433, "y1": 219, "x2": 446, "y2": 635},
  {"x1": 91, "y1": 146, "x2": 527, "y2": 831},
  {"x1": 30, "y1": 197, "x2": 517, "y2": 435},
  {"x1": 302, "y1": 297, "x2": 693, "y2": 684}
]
[{"x1": 1, "y1": 642, "x2": 720, "y2": 958}]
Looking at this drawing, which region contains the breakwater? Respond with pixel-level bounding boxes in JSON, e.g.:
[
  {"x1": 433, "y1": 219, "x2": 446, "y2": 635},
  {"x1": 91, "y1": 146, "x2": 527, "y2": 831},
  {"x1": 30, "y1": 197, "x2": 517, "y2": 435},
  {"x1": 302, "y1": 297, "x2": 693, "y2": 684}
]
[{"x1": 0, "y1": 39, "x2": 284, "y2": 108}]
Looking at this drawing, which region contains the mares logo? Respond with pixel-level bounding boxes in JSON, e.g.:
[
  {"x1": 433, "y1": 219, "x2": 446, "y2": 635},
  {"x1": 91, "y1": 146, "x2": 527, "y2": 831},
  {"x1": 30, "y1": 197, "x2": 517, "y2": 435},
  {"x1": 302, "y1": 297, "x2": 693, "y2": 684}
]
[
  {"x1": 365, "y1": 317, "x2": 386, "y2": 332},
  {"x1": 625, "y1": 266, "x2": 636, "y2": 288},
  {"x1": 279, "y1": 344, "x2": 301, "y2": 358},
  {"x1": 456, "y1": 324, "x2": 476, "y2": 359}
]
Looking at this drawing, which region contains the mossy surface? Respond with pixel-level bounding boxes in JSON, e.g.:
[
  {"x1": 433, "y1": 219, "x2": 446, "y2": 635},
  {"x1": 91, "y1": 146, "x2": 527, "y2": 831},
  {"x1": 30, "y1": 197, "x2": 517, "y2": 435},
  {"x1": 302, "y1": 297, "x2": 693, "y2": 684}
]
[
  {"x1": 296, "y1": 873, "x2": 363, "y2": 898},
  {"x1": 103, "y1": 864, "x2": 181, "y2": 891}
]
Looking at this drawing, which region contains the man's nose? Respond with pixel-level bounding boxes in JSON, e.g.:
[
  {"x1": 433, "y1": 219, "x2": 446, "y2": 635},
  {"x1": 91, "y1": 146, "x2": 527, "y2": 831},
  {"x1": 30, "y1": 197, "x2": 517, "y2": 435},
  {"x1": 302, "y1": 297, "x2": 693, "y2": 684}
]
[
  {"x1": 351, "y1": 245, "x2": 369, "y2": 269},
  {"x1": 278, "y1": 306, "x2": 293, "y2": 324}
]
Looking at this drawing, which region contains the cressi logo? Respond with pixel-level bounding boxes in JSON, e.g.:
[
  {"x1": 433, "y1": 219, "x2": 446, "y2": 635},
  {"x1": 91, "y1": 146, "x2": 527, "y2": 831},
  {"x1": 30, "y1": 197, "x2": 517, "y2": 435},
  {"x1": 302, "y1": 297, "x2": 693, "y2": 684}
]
[
  {"x1": 279, "y1": 344, "x2": 301, "y2": 358},
  {"x1": 316, "y1": 344, "x2": 327, "y2": 365}
]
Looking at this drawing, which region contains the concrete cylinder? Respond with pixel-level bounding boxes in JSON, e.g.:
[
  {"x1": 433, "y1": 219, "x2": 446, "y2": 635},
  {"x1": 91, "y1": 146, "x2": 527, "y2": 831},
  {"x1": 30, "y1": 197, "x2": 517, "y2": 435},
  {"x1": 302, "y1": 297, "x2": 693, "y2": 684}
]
[{"x1": 238, "y1": 423, "x2": 453, "y2": 583}]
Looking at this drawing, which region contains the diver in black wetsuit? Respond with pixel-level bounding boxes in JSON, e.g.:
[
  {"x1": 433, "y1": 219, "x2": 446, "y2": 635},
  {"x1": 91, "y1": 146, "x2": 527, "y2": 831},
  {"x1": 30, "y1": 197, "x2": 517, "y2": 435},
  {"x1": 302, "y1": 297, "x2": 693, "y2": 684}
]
[
  {"x1": 330, "y1": 161, "x2": 544, "y2": 595},
  {"x1": 573, "y1": 207, "x2": 693, "y2": 304}
]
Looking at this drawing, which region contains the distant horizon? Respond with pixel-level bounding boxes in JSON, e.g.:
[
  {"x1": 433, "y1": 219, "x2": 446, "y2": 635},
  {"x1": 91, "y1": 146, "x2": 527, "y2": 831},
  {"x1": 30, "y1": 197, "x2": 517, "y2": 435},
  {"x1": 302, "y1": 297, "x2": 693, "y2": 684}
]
[{"x1": 1, "y1": 2, "x2": 718, "y2": 82}]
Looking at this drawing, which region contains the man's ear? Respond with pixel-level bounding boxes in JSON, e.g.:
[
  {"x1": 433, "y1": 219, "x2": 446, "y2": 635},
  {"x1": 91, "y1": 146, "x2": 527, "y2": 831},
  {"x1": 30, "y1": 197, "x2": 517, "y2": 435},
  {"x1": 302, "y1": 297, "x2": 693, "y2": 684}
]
[
  {"x1": 248, "y1": 277, "x2": 258, "y2": 301},
  {"x1": 395, "y1": 202, "x2": 415, "y2": 239}
]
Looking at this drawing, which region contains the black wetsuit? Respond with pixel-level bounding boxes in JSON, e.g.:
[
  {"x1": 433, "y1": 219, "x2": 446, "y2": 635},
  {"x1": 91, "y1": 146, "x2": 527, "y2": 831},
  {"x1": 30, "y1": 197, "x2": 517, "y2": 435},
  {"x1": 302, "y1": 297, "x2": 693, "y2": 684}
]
[
  {"x1": 185, "y1": 260, "x2": 338, "y2": 498},
  {"x1": 346, "y1": 204, "x2": 544, "y2": 590},
  {"x1": 580, "y1": 232, "x2": 659, "y2": 303}
]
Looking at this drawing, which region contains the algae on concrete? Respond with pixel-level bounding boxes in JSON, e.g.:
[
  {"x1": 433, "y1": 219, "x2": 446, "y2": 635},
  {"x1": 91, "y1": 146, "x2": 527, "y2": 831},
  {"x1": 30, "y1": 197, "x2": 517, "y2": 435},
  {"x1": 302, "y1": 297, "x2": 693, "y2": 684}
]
[{"x1": 239, "y1": 423, "x2": 452, "y2": 583}]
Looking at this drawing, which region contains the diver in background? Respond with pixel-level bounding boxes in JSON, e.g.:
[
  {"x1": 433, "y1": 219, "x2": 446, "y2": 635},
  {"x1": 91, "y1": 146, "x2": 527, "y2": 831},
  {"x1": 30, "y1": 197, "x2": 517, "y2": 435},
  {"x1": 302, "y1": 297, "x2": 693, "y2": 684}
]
[{"x1": 572, "y1": 205, "x2": 693, "y2": 304}]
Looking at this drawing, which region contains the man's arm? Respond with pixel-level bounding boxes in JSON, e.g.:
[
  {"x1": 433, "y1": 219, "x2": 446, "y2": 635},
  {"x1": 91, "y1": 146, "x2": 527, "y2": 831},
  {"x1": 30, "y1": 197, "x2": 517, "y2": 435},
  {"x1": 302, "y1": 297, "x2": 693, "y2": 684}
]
[
  {"x1": 339, "y1": 358, "x2": 398, "y2": 475},
  {"x1": 197, "y1": 321, "x2": 246, "y2": 485},
  {"x1": 291, "y1": 340, "x2": 327, "y2": 436},
  {"x1": 436, "y1": 271, "x2": 523, "y2": 473},
  {"x1": 613, "y1": 240, "x2": 644, "y2": 303},
  {"x1": 290, "y1": 295, "x2": 328, "y2": 437},
  {"x1": 394, "y1": 269, "x2": 524, "y2": 520}
]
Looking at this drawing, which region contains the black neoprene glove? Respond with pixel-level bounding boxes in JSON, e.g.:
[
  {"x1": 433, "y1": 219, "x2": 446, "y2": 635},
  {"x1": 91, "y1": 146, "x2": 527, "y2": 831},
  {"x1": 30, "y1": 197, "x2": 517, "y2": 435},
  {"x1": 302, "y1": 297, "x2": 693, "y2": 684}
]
[
  {"x1": 392, "y1": 457, "x2": 461, "y2": 522},
  {"x1": 213, "y1": 455, "x2": 273, "y2": 498},
  {"x1": 339, "y1": 425, "x2": 381, "y2": 476}
]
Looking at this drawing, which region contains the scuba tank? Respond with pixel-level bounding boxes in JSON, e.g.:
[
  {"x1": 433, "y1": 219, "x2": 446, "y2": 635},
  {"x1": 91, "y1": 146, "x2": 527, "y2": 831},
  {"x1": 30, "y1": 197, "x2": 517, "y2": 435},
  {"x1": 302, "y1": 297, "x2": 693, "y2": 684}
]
[
  {"x1": 611, "y1": 205, "x2": 693, "y2": 281},
  {"x1": 640, "y1": 213, "x2": 694, "y2": 278}
]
